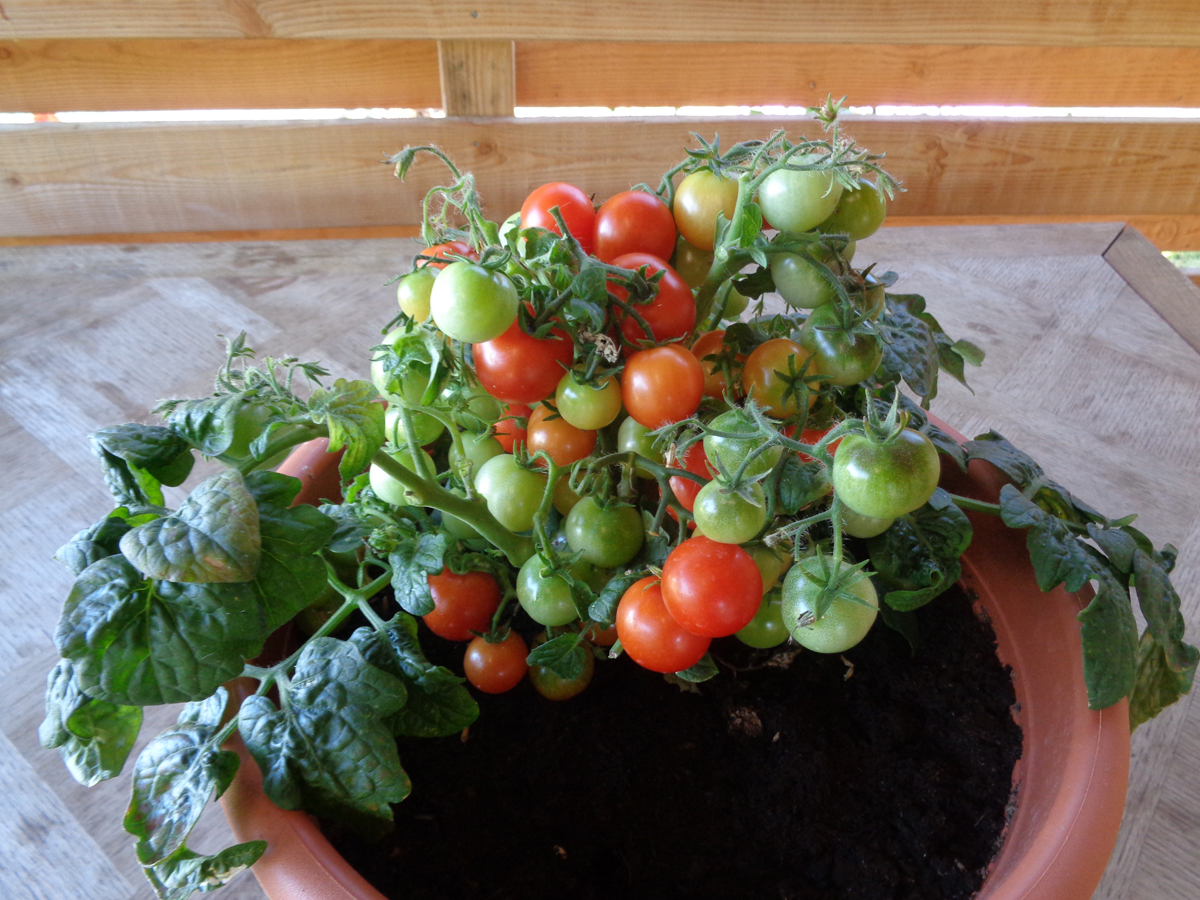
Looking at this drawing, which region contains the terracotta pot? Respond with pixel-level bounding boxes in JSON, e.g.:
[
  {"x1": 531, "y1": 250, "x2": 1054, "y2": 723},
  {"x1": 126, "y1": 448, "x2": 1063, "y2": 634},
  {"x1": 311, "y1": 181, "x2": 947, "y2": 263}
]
[{"x1": 221, "y1": 430, "x2": 1129, "y2": 900}]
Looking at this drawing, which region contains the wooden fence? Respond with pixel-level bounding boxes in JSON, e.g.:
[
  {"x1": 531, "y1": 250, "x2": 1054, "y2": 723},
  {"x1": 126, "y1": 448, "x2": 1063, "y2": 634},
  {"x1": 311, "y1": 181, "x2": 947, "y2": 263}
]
[{"x1": 1, "y1": 1, "x2": 1198, "y2": 248}]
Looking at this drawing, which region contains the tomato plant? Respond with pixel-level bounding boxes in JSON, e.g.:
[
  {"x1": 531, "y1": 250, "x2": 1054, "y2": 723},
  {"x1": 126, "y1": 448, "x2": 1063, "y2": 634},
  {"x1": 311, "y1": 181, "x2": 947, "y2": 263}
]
[
  {"x1": 611, "y1": 253, "x2": 696, "y2": 345},
  {"x1": 673, "y1": 170, "x2": 739, "y2": 251},
  {"x1": 660, "y1": 536, "x2": 763, "y2": 637},
  {"x1": 521, "y1": 182, "x2": 596, "y2": 254},
  {"x1": 622, "y1": 345, "x2": 704, "y2": 428},
  {"x1": 741, "y1": 338, "x2": 817, "y2": 418},
  {"x1": 616, "y1": 577, "x2": 711, "y2": 673},
  {"x1": 429, "y1": 261, "x2": 519, "y2": 344},
  {"x1": 831, "y1": 428, "x2": 941, "y2": 519},
  {"x1": 474, "y1": 453, "x2": 548, "y2": 532},
  {"x1": 593, "y1": 190, "x2": 677, "y2": 263},
  {"x1": 564, "y1": 497, "x2": 644, "y2": 567},
  {"x1": 464, "y1": 631, "x2": 529, "y2": 694},
  {"x1": 474, "y1": 319, "x2": 575, "y2": 405},
  {"x1": 424, "y1": 568, "x2": 502, "y2": 640},
  {"x1": 781, "y1": 555, "x2": 879, "y2": 653},
  {"x1": 757, "y1": 164, "x2": 843, "y2": 234}
]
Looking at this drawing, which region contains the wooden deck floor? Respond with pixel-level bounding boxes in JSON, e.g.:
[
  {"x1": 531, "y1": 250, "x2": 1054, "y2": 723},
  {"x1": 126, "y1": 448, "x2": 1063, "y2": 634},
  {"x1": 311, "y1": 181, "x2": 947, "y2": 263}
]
[{"x1": 1, "y1": 224, "x2": 1198, "y2": 900}]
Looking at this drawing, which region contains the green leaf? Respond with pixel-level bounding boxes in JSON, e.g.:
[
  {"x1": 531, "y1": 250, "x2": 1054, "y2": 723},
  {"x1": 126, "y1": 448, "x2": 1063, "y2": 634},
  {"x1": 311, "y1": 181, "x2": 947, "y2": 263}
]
[
  {"x1": 125, "y1": 696, "x2": 240, "y2": 865},
  {"x1": 867, "y1": 489, "x2": 972, "y2": 611},
  {"x1": 238, "y1": 638, "x2": 410, "y2": 836},
  {"x1": 1132, "y1": 549, "x2": 1200, "y2": 677},
  {"x1": 1087, "y1": 523, "x2": 1138, "y2": 574},
  {"x1": 388, "y1": 531, "x2": 447, "y2": 616},
  {"x1": 143, "y1": 840, "x2": 266, "y2": 900},
  {"x1": 876, "y1": 293, "x2": 940, "y2": 403},
  {"x1": 526, "y1": 633, "x2": 586, "y2": 680},
  {"x1": 56, "y1": 512, "x2": 134, "y2": 576},
  {"x1": 1130, "y1": 629, "x2": 1198, "y2": 730},
  {"x1": 350, "y1": 615, "x2": 478, "y2": 738},
  {"x1": 243, "y1": 472, "x2": 337, "y2": 630},
  {"x1": 777, "y1": 456, "x2": 830, "y2": 515},
  {"x1": 91, "y1": 424, "x2": 195, "y2": 505},
  {"x1": 1077, "y1": 565, "x2": 1139, "y2": 710},
  {"x1": 119, "y1": 470, "x2": 261, "y2": 584},
  {"x1": 588, "y1": 571, "x2": 642, "y2": 627},
  {"x1": 39, "y1": 659, "x2": 143, "y2": 787},
  {"x1": 998, "y1": 486, "x2": 1093, "y2": 593},
  {"x1": 308, "y1": 378, "x2": 387, "y2": 479},
  {"x1": 56, "y1": 556, "x2": 268, "y2": 706},
  {"x1": 879, "y1": 606, "x2": 920, "y2": 654},
  {"x1": 165, "y1": 393, "x2": 246, "y2": 457},
  {"x1": 964, "y1": 432, "x2": 1045, "y2": 491},
  {"x1": 674, "y1": 653, "x2": 718, "y2": 683}
]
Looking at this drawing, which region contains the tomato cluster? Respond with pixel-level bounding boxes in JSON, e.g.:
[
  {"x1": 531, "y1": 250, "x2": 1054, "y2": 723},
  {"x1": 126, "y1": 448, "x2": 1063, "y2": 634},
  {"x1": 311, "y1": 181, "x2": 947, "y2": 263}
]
[{"x1": 369, "y1": 134, "x2": 946, "y2": 699}]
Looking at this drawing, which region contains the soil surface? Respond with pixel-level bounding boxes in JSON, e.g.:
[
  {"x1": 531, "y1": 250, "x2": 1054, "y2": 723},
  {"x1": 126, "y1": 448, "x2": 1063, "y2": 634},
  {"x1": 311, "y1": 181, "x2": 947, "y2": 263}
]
[{"x1": 324, "y1": 583, "x2": 1021, "y2": 900}]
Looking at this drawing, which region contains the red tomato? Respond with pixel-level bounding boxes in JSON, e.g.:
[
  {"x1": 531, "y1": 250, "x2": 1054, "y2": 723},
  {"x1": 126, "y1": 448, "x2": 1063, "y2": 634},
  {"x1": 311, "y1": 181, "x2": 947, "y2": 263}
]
[
  {"x1": 622, "y1": 345, "x2": 704, "y2": 429},
  {"x1": 742, "y1": 338, "x2": 817, "y2": 418},
  {"x1": 668, "y1": 441, "x2": 711, "y2": 513},
  {"x1": 615, "y1": 577, "x2": 711, "y2": 673},
  {"x1": 521, "y1": 182, "x2": 596, "y2": 254},
  {"x1": 593, "y1": 191, "x2": 677, "y2": 264},
  {"x1": 418, "y1": 240, "x2": 477, "y2": 270},
  {"x1": 660, "y1": 536, "x2": 763, "y2": 637},
  {"x1": 474, "y1": 319, "x2": 574, "y2": 406},
  {"x1": 689, "y1": 329, "x2": 744, "y2": 400},
  {"x1": 583, "y1": 621, "x2": 619, "y2": 647},
  {"x1": 463, "y1": 631, "x2": 529, "y2": 694},
  {"x1": 493, "y1": 403, "x2": 530, "y2": 453},
  {"x1": 526, "y1": 404, "x2": 597, "y2": 467},
  {"x1": 423, "y1": 568, "x2": 502, "y2": 641},
  {"x1": 790, "y1": 423, "x2": 843, "y2": 463},
  {"x1": 610, "y1": 253, "x2": 696, "y2": 346}
]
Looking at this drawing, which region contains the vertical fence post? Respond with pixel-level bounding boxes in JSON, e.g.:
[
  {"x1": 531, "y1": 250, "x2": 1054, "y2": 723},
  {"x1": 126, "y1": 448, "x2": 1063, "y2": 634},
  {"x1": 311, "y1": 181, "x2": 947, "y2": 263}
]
[{"x1": 437, "y1": 40, "x2": 516, "y2": 116}]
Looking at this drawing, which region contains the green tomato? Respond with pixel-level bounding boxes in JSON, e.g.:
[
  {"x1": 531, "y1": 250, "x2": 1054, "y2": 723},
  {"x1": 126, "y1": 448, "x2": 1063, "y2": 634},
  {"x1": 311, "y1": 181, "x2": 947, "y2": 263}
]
[
  {"x1": 799, "y1": 304, "x2": 884, "y2": 387},
  {"x1": 840, "y1": 504, "x2": 894, "y2": 539},
  {"x1": 781, "y1": 555, "x2": 879, "y2": 653},
  {"x1": 474, "y1": 453, "x2": 547, "y2": 532},
  {"x1": 720, "y1": 286, "x2": 749, "y2": 320},
  {"x1": 429, "y1": 261, "x2": 519, "y2": 344},
  {"x1": 735, "y1": 588, "x2": 789, "y2": 649},
  {"x1": 528, "y1": 638, "x2": 595, "y2": 700},
  {"x1": 555, "y1": 372, "x2": 622, "y2": 431},
  {"x1": 816, "y1": 178, "x2": 888, "y2": 241},
  {"x1": 852, "y1": 274, "x2": 886, "y2": 321},
  {"x1": 671, "y1": 235, "x2": 715, "y2": 289},
  {"x1": 553, "y1": 477, "x2": 584, "y2": 516},
  {"x1": 770, "y1": 252, "x2": 839, "y2": 309},
  {"x1": 757, "y1": 165, "x2": 844, "y2": 235},
  {"x1": 692, "y1": 481, "x2": 767, "y2": 545},
  {"x1": 617, "y1": 416, "x2": 664, "y2": 478},
  {"x1": 750, "y1": 544, "x2": 791, "y2": 592},
  {"x1": 703, "y1": 408, "x2": 781, "y2": 480},
  {"x1": 369, "y1": 446, "x2": 435, "y2": 507},
  {"x1": 517, "y1": 555, "x2": 579, "y2": 626},
  {"x1": 564, "y1": 498, "x2": 644, "y2": 568},
  {"x1": 448, "y1": 430, "x2": 504, "y2": 476},
  {"x1": 445, "y1": 382, "x2": 506, "y2": 432},
  {"x1": 397, "y1": 267, "x2": 437, "y2": 322},
  {"x1": 384, "y1": 404, "x2": 445, "y2": 448},
  {"x1": 371, "y1": 327, "x2": 448, "y2": 406},
  {"x1": 831, "y1": 428, "x2": 941, "y2": 519}
]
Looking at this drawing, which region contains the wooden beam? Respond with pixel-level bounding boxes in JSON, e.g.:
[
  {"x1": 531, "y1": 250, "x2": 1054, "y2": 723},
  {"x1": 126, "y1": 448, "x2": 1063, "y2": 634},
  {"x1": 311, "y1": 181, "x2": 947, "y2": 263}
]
[
  {"x1": 438, "y1": 40, "x2": 514, "y2": 117},
  {"x1": 1, "y1": 2, "x2": 1198, "y2": 47},
  {"x1": 0, "y1": 39, "x2": 442, "y2": 113},
  {"x1": 1104, "y1": 227, "x2": 1200, "y2": 356},
  {"x1": 2, "y1": 117, "x2": 1198, "y2": 237},
  {"x1": 516, "y1": 42, "x2": 1200, "y2": 109}
]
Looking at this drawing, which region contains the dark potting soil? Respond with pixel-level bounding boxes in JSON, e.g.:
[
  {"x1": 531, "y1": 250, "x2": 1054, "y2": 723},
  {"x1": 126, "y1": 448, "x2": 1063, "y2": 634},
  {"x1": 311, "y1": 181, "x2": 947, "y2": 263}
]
[{"x1": 324, "y1": 583, "x2": 1021, "y2": 900}]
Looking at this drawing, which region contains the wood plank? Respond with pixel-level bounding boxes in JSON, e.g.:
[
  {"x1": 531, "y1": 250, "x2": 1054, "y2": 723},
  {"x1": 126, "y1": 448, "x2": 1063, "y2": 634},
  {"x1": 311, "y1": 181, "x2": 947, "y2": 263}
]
[
  {"x1": 0, "y1": 39, "x2": 442, "y2": 113},
  {"x1": 0, "y1": 225, "x2": 422, "y2": 247},
  {"x1": 883, "y1": 215, "x2": 1200, "y2": 252},
  {"x1": 1104, "y1": 226, "x2": 1200, "y2": 355},
  {"x1": 3, "y1": 117, "x2": 1199, "y2": 237},
  {"x1": 438, "y1": 40, "x2": 514, "y2": 117},
  {"x1": 1, "y1": 1, "x2": 1198, "y2": 47},
  {"x1": 516, "y1": 42, "x2": 1200, "y2": 108}
]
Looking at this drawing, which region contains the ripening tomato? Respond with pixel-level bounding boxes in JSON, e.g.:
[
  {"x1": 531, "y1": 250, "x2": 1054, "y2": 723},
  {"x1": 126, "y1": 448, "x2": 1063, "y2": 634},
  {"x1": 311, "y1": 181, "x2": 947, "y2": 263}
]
[
  {"x1": 660, "y1": 536, "x2": 763, "y2": 637},
  {"x1": 464, "y1": 631, "x2": 529, "y2": 694},
  {"x1": 616, "y1": 577, "x2": 711, "y2": 673},
  {"x1": 424, "y1": 568, "x2": 502, "y2": 641},
  {"x1": 593, "y1": 190, "x2": 677, "y2": 263},
  {"x1": 521, "y1": 182, "x2": 596, "y2": 254},
  {"x1": 741, "y1": 338, "x2": 817, "y2": 418},
  {"x1": 622, "y1": 345, "x2": 704, "y2": 428},
  {"x1": 526, "y1": 404, "x2": 597, "y2": 467},
  {"x1": 673, "y1": 170, "x2": 740, "y2": 251},
  {"x1": 690, "y1": 329, "x2": 744, "y2": 399},
  {"x1": 474, "y1": 319, "x2": 575, "y2": 405},
  {"x1": 418, "y1": 240, "x2": 477, "y2": 270},
  {"x1": 555, "y1": 372, "x2": 622, "y2": 430},
  {"x1": 611, "y1": 253, "x2": 696, "y2": 346},
  {"x1": 831, "y1": 428, "x2": 941, "y2": 520},
  {"x1": 668, "y1": 441, "x2": 711, "y2": 513},
  {"x1": 493, "y1": 403, "x2": 530, "y2": 453}
]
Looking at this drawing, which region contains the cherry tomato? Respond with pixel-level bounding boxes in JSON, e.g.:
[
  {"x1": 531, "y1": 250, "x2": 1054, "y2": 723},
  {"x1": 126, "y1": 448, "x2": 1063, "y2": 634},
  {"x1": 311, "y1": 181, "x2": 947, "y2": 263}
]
[
  {"x1": 770, "y1": 251, "x2": 839, "y2": 309},
  {"x1": 555, "y1": 372, "x2": 622, "y2": 430},
  {"x1": 617, "y1": 416, "x2": 664, "y2": 478},
  {"x1": 583, "y1": 621, "x2": 619, "y2": 647},
  {"x1": 741, "y1": 338, "x2": 817, "y2": 418},
  {"x1": 668, "y1": 441, "x2": 711, "y2": 513},
  {"x1": 799, "y1": 304, "x2": 884, "y2": 387},
  {"x1": 750, "y1": 544, "x2": 791, "y2": 592},
  {"x1": 593, "y1": 190, "x2": 676, "y2": 263},
  {"x1": 521, "y1": 182, "x2": 596, "y2": 254},
  {"x1": 735, "y1": 588, "x2": 789, "y2": 649},
  {"x1": 703, "y1": 407, "x2": 781, "y2": 479},
  {"x1": 564, "y1": 497, "x2": 644, "y2": 568},
  {"x1": 611, "y1": 253, "x2": 696, "y2": 346},
  {"x1": 516, "y1": 555, "x2": 579, "y2": 627},
  {"x1": 622, "y1": 345, "x2": 704, "y2": 428},
  {"x1": 816, "y1": 178, "x2": 888, "y2": 240},
  {"x1": 831, "y1": 428, "x2": 941, "y2": 519},
  {"x1": 448, "y1": 430, "x2": 504, "y2": 475},
  {"x1": 418, "y1": 240, "x2": 477, "y2": 270},
  {"x1": 670, "y1": 235, "x2": 715, "y2": 289},
  {"x1": 673, "y1": 170, "x2": 740, "y2": 252},
  {"x1": 430, "y1": 261, "x2": 519, "y2": 344},
  {"x1": 757, "y1": 164, "x2": 843, "y2": 234},
  {"x1": 474, "y1": 453, "x2": 548, "y2": 532},
  {"x1": 464, "y1": 632, "x2": 529, "y2": 694},
  {"x1": 692, "y1": 481, "x2": 768, "y2": 545},
  {"x1": 690, "y1": 329, "x2": 743, "y2": 400},
  {"x1": 397, "y1": 267, "x2": 437, "y2": 322},
  {"x1": 492, "y1": 403, "x2": 530, "y2": 453},
  {"x1": 616, "y1": 576, "x2": 711, "y2": 673},
  {"x1": 528, "y1": 642, "x2": 595, "y2": 700},
  {"x1": 781, "y1": 555, "x2": 879, "y2": 653},
  {"x1": 384, "y1": 405, "x2": 444, "y2": 449},
  {"x1": 369, "y1": 446, "x2": 435, "y2": 507},
  {"x1": 424, "y1": 568, "x2": 502, "y2": 641},
  {"x1": 660, "y1": 536, "x2": 763, "y2": 637},
  {"x1": 474, "y1": 319, "x2": 575, "y2": 405},
  {"x1": 840, "y1": 505, "x2": 895, "y2": 539},
  {"x1": 526, "y1": 404, "x2": 597, "y2": 467},
  {"x1": 794, "y1": 423, "x2": 842, "y2": 463}
]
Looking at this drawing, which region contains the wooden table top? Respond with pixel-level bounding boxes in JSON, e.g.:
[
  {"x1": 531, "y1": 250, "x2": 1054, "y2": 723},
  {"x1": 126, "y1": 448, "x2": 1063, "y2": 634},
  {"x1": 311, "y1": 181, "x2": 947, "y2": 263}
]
[{"x1": 1, "y1": 223, "x2": 1197, "y2": 900}]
